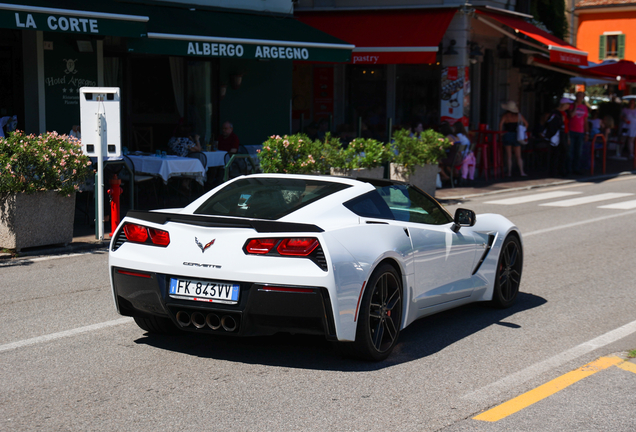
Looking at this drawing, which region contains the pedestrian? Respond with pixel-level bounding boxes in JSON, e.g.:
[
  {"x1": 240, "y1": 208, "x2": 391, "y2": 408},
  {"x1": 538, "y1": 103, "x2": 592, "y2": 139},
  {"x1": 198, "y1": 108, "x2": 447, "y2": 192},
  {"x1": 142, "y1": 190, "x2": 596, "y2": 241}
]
[
  {"x1": 619, "y1": 99, "x2": 636, "y2": 159},
  {"x1": 217, "y1": 121, "x2": 240, "y2": 154},
  {"x1": 499, "y1": 100, "x2": 528, "y2": 177},
  {"x1": 453, "y1": 122, "x2": 476, "y2": 183},
  {"x1": 568, "y1": 91, "x2": 589, "y2": 173},
  {"x1": 543, "y1": 98, "x2": 572, "y2": 177}
]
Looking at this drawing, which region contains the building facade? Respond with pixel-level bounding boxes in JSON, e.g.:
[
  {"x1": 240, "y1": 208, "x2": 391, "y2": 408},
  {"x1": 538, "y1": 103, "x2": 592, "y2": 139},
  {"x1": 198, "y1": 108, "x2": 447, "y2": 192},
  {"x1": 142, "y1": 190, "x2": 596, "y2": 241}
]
[
  {"x1": 575, "y1": 0, "x2": 636, "y2": 63},
  {"x1": 0, "y1": 0, "x2": 351, "y2": 149},
  {"x1": 293, "y1": 0, "x2": 585, "y2": 136}
]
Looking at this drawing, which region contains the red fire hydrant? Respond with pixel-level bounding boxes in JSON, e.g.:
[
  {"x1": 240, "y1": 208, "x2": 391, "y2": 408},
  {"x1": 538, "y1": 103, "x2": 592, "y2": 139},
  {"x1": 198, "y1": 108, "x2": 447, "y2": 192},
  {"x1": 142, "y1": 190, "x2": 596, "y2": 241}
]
[{"x1": 107, "y1": 174, "x2": 123, "y2": 235}]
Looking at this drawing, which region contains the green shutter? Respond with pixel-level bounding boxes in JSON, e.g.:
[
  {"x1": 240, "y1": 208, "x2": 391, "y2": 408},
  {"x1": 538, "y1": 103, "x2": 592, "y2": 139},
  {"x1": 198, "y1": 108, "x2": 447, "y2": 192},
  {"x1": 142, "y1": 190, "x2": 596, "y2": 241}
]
[
  {"x1": 599, "y1": 34, "x2": 607, "y2": 60},
  {"x1": 618, "y1": 34, "x2": 626, "y2": 59}
]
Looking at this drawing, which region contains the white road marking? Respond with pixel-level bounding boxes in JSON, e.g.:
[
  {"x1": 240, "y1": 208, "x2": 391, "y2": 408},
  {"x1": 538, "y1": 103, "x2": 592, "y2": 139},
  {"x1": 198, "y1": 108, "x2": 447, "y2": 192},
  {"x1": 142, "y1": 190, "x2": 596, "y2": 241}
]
[
  {"x1": 523, "y1": 209, "x2": 636, "y2": 237},
  {"x1": 0, "y1": 318, "x2": 132, "y2": 353},
  {"x1": 463, "y1": 318, "x2": 636, "y2": 402},
  {"x1": 599, "y1": 199, "x2": 636, "y2": 210},
  {"x1": 485, "y1": 191, "x2": 581, "y2": 205},
  {"x1": 539, "y1": 192, "x2": 634, "y2": 207}
]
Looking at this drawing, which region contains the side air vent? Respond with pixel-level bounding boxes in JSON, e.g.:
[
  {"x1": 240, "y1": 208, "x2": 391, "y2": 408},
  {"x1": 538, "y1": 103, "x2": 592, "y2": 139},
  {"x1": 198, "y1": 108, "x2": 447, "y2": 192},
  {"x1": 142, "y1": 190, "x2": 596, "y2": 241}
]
[
  {"x1": 312, "y1": 246, "x2": 328, "y2": 272},
  {"x1": 472, "y1": 233, "x2": 497, "y2": 275}
]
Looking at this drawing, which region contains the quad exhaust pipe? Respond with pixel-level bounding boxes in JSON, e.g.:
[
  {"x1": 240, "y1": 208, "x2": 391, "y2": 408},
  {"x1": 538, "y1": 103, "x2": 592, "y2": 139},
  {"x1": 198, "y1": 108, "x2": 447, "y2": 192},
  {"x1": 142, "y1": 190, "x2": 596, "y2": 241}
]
[
  {"x1": 175, "y1": 311, "x2": 238, "y2": 332},
  {"x1": 206, "y1": 313, "x2": 221, "y2": 330},
  {"x1": 191, "y1": 312, "x2": 206, "y2": 329},
  {"x1": 176, "y1": 311, "x2": 191, "y2": 327},
  {"x1": 221, "y1": 315, "x2": 237, "y2": 332}
]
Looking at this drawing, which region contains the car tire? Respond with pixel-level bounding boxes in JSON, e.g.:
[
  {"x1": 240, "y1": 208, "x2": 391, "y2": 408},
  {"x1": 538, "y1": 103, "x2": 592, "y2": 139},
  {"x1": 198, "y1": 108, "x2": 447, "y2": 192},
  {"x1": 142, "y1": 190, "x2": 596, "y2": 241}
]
[
  {"x1": 350, "y1": 263, "x2": 403, "y2": 361},
  {"x1": 133, "y1": 316, "x2": 178, "y2": 334},
  {"x1": 490, "y1": 235, "x2": 523, "y2": 309}
]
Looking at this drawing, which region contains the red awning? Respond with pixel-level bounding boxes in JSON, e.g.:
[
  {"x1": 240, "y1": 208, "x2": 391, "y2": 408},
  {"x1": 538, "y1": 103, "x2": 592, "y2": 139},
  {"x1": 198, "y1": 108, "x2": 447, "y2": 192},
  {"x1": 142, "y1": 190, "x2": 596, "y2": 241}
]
[
  {"x1": 476, "y1": 9, "x2": 588, "y2": 66},
  {"x1": 296, "y1": 9, "x2": 456, "y2": 64}
]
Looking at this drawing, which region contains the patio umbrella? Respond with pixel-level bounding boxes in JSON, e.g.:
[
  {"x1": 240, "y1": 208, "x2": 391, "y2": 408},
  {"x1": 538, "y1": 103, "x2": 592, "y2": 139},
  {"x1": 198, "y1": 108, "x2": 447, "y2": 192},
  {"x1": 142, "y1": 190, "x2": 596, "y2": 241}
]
[{"x1": 584, "y1": 60, "x2": 636, "y2": 81}]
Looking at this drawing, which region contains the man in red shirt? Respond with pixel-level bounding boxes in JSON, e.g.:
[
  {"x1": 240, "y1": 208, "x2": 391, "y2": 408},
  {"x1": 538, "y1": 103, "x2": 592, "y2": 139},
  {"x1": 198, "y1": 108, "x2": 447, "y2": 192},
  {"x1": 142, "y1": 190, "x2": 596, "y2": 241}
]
[{"x1": 217, "y1": 121, "x2": 240, "y2": 153}]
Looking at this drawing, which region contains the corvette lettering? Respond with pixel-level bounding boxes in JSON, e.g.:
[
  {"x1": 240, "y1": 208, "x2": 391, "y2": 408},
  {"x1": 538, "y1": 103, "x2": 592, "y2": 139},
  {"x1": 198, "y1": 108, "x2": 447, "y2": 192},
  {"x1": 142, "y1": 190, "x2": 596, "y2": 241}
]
[{"x1": 183, "y1": 262, "x2": 221, "y2": 268}]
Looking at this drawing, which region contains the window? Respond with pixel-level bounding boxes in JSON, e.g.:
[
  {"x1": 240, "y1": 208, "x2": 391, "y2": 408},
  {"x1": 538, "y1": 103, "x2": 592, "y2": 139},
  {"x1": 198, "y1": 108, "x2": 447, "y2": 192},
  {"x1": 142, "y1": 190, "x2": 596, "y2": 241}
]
[
  {"x1": 600, "y1": 34, "x2": 625, "y2": 60},
  {"x1": 343, "y1": 191, "x2": 395, "y2": 220},
  {"x1": 194, "y1": 178, "x2": 350, "y2": 220},
  {"x1": 344, "y1": 181, "x2": 452, "y2": 225}
]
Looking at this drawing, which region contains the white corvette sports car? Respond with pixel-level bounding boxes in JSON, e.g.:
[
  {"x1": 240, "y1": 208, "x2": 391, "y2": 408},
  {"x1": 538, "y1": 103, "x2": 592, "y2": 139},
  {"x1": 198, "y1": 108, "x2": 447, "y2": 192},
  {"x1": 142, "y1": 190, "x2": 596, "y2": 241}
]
[{"x1": 109, "y1": 174, "x2": 523, "y2": 361}]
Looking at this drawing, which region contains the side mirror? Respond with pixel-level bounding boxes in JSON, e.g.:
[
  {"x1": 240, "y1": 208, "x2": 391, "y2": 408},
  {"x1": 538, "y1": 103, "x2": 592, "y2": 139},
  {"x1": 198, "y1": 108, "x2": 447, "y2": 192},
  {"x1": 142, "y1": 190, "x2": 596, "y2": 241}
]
[{"x1": 451, "y1": 208, "x2": 476, "y2": 233}]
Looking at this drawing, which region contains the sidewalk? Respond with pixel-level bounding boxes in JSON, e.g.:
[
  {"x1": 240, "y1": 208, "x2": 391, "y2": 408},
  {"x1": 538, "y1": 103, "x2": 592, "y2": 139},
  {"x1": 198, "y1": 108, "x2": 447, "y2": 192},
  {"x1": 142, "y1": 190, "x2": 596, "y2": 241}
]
[
  {"x1": 2, "y1": 158, "x2": 634, "y2": 260},
  {"x1": 436, "y1": 154, "x2": 636, "y2": 201}
]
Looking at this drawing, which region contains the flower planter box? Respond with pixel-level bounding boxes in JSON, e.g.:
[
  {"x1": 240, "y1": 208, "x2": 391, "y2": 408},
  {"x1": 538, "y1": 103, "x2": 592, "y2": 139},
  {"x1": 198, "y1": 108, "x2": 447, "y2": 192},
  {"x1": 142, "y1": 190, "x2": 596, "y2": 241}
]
[
  {"x1": 330, "y1": 167, "x2": 385, "y2": 179},
  {"x1": 390, "y1": 163, "x2": 438, "y2": 197},
  {"x1": 0, "y1": 191, "x2": 76, "y2": 251}
]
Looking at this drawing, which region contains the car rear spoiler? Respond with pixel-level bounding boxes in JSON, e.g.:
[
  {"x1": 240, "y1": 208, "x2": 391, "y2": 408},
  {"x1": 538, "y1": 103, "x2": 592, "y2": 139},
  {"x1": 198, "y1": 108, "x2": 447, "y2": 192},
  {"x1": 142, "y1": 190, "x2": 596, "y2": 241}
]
[{"x1": 124, "y1": 210, "x2": 324, "y2": 233}]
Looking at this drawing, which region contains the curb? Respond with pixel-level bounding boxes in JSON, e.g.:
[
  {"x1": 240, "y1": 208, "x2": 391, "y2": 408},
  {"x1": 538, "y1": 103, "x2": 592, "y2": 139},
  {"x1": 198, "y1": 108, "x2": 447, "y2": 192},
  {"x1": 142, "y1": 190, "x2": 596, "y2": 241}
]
[{"x1": 1, "y1": 239, "x2": 109, "y2": 261}]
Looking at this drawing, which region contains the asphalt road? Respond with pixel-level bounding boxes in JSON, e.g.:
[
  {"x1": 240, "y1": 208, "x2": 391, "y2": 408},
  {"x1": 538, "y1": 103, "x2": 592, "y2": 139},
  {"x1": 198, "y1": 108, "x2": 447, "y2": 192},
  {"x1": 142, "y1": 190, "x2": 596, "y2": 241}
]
[{"x1": 2, "y1": 175, "x2": 636, "y2": 431}]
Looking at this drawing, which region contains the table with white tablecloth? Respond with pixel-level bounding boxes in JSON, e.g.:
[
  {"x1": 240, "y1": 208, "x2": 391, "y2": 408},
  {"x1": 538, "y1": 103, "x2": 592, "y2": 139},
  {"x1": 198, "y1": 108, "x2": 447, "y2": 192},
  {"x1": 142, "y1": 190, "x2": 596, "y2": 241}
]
[
  {"x1": 127, "y1": 155, "x2": 206, "y2": 184},
  {"x1": 202, "y1": 151, "x2": 228, "y2": 168}
]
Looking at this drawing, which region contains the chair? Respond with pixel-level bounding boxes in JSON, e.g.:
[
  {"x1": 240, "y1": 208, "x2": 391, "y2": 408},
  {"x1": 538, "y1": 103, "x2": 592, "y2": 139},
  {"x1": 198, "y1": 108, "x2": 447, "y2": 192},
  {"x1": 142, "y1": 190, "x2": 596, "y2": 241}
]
[
  {"x1": 223, "y1": 146, "x2": 257, "y2": 181},
  {"x1": 187, "y1": 151, "x2": 208, "y2": 169},
  {"x1": 120, "y1": 155, "x2": 158, "y2": 208},
  {"x1": 132, "y1": 126, "x2": 153, "y2": 153},
  {"x1": 186, "y1": 151, "x2": 208, "y2": 193}
]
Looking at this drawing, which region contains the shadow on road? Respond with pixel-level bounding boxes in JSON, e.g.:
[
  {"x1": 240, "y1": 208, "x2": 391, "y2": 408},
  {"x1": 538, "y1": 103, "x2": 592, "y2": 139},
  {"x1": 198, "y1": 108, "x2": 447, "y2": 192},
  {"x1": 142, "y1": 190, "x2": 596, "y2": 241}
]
[{"x1": 133, "y1": 292, "x2": 546, "y2": 371}]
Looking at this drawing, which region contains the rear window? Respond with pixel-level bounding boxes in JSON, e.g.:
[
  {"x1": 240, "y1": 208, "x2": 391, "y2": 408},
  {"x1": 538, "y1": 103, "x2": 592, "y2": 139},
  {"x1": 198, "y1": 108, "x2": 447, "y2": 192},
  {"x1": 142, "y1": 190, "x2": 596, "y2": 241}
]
[{"x1": 194, "y1": 177, "x2": 351, "y2": 220}]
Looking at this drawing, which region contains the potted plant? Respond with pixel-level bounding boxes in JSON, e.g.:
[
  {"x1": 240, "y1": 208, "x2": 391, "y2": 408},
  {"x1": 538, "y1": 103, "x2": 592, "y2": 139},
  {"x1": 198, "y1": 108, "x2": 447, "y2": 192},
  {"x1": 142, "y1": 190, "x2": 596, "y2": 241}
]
[
  {"x1": 0, "y1": 130, "x2": 92, "y2": 251},
  {"x1": 330, "y1": 138, "x2": 391, "y2": 179},
  {"x1": 390, "y1": 128, "x2": 451, "y2": 196},
  {"x1": 258, "y1": 133, "x2": 342, "y2": 175}
]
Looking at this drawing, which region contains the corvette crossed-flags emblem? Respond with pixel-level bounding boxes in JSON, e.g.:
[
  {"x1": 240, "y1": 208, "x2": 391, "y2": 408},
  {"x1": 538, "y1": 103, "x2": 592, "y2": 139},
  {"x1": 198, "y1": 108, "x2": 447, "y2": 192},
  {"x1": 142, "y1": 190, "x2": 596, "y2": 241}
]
[{"x1": 195, "y1": 237, "x2": 215, "y2": 253}]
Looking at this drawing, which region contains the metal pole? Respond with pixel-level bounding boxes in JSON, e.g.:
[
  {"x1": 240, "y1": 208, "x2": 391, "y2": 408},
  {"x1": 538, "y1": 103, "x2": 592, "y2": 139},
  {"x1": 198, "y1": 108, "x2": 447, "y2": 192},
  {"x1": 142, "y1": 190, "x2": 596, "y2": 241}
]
[
  {"x1": 357, "y1": 116, "x2": 362, "y2": 138},
  {"x1": 96, "y1": 105, "x2": 105, "y2": 241},
  {"x1": 94, "y1": 171, "x2": 99, "y2": 239},
  {"x1": 386, "y1": 117, "x2": 393, "y2": 143}
]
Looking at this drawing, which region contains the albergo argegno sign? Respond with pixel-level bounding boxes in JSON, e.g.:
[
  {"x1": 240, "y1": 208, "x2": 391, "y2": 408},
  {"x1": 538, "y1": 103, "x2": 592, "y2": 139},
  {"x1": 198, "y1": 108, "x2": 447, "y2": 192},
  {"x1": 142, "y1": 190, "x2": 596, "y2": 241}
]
[{"x1": 127, "y1": 38, "x2": 349, "y2": 63}]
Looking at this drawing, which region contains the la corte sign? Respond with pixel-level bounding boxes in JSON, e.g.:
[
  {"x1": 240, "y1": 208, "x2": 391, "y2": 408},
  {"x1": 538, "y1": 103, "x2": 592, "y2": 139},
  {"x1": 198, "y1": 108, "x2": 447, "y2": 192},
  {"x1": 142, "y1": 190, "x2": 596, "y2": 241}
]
[
  {"x1": 14, "y1": 12, "x2": 99, "y2": 33},
  {"x1": 187, "y1": 41, "x2": 310, "y2": 60}
]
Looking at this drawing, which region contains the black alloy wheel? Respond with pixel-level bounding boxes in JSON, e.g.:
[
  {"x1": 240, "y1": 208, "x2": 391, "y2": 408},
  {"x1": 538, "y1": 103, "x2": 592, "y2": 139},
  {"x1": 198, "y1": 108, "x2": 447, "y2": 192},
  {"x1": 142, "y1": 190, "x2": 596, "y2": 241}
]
[
  {"x1": 353, "y1": 263, "x2": 403, "y2": 361},
  {"x1": 491, "y1": 235, "x2": 523, "y2": 308}
]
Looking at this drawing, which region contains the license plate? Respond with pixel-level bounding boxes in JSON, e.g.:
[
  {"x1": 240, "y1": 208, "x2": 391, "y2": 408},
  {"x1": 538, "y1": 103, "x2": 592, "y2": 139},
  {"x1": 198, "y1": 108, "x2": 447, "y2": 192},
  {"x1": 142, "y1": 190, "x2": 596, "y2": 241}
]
[{"x1": 169, "y1": 278, "x2": 240, "y2": 304}]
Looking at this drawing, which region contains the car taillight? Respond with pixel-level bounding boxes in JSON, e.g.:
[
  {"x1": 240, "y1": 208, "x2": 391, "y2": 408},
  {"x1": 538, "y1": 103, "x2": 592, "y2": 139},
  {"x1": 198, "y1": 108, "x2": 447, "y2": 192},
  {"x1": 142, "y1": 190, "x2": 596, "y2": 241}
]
[
  {"x1": 245, "y1": 238, "x2": 277, "y2": 254},
  {"x1": 122, "y1": 223, "x2": 170, "y2": 247},
  {"x1": 124, "y1": 224, "x2": 148, "y2": 243},
  {"x1": 148, "y1": 228, "x2": 170, "y2": 246},
  {"x1": 277, "y1": 238, "x2": 319, "y2": 256}
]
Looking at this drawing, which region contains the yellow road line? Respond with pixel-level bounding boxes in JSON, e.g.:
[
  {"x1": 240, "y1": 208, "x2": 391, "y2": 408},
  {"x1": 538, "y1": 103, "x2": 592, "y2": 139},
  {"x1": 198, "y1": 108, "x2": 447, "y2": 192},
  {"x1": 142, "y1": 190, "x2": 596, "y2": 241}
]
[
  {"x1": 473, "y1": 356, "x2": 624, "y2": 422},
  {"x1": 617, "y1": 361, "x2": 636, "y2": 374}
]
